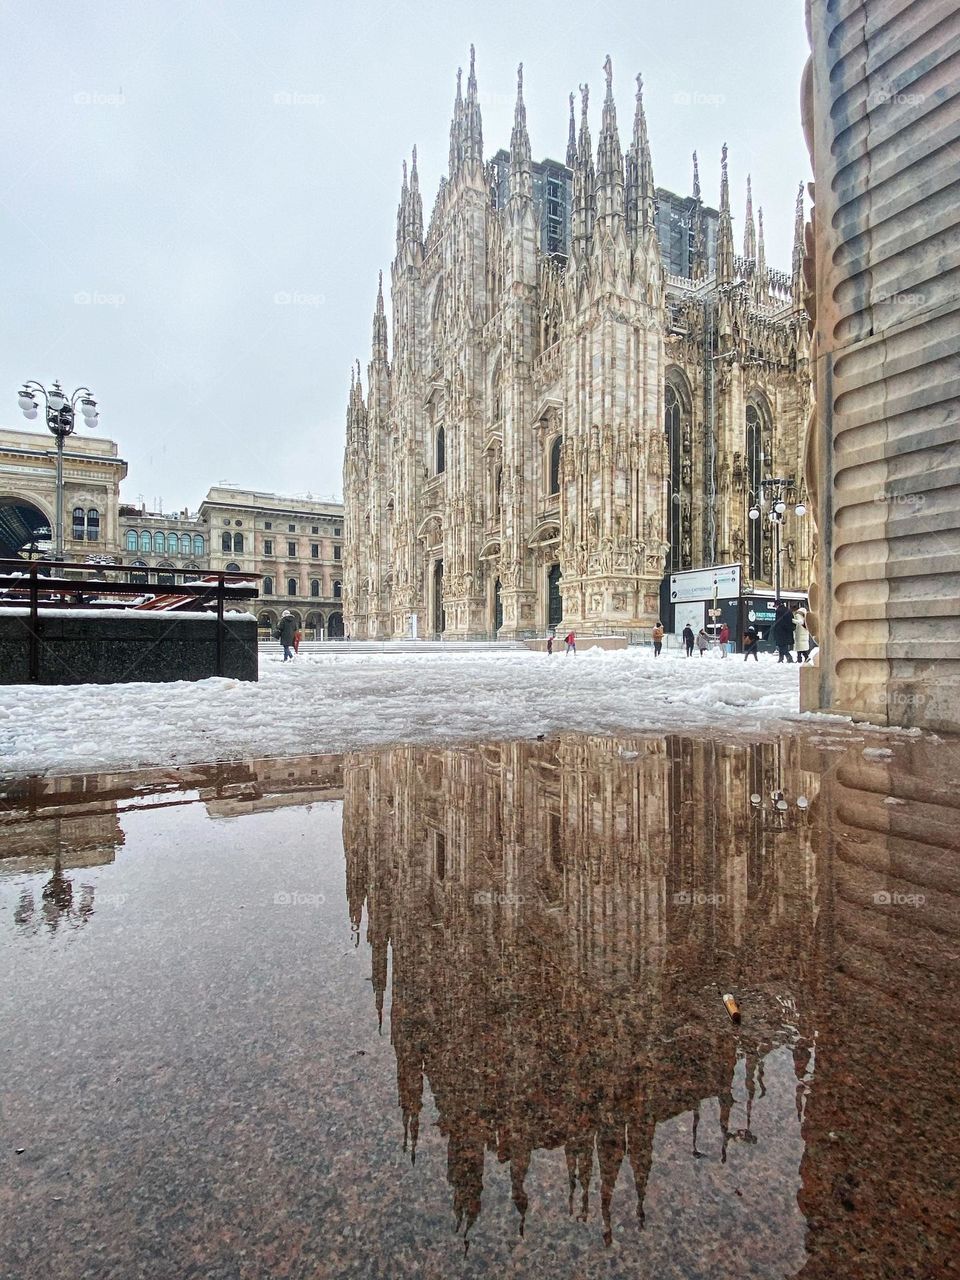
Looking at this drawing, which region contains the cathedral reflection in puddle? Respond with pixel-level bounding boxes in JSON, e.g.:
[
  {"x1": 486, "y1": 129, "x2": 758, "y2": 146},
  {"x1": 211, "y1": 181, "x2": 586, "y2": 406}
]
[{"x1": 1, "y1": 732, "x2": 957, "y2": 1279}]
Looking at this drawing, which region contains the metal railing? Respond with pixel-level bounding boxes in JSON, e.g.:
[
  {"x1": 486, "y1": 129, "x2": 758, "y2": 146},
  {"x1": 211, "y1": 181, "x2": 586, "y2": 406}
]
[{"x1": 0, "y1": 558, "x2": 259, "y2": 681}]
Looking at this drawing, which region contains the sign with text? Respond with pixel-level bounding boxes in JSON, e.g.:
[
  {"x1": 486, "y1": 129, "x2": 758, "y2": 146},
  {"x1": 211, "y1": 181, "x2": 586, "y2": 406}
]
[{"x1": 669, "y1": 563, "x2": 742, "y2": 604}]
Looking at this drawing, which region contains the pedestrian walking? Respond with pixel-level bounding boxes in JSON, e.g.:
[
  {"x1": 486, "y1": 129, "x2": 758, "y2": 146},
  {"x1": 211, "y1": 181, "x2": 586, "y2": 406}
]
[
  {"x1": 564, "y1": 630, "x2": 576, "y2": 655},
  {"x1": 546, "y1": 632, "x2": 554, "y2": 656},
  {"x1": 277, "y1": 610, "x2": 297, "y2": 661},
  {"x1": 696, "y1": 628, "x2": 710, "y2": 657},
  {"x1": 682, "y1": 624, "x2": 695, "y2": 657},
  {"x1": 743, "y1": 625, "x2": 760, "y2": 661},
  {"x1": 293, "y1": 627, "x2": 302, "y2": 655},
  {"x1": 718, "y1": 622, "x2": 730, "y2": 657},
  {"x1": 794, "y1": 608, "x2": 812, "y2": 663},
  {"x1": 652, "y1": 620, "x2": 664, "y2": 656},
  {"x1": 772, "y1": 603, "x2": 795, "y2": 663}
]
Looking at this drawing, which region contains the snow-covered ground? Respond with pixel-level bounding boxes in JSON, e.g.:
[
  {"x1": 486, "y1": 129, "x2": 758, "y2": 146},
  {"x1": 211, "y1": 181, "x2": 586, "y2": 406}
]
[{"x1": 1, "y1": 646, "x2": 823, "y2": 779}]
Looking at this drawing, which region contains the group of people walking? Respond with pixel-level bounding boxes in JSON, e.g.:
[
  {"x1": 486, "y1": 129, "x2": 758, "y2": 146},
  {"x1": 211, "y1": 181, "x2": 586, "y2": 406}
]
[{"x1": 677, "y1": 622, "x2": 730, "y2": 658}]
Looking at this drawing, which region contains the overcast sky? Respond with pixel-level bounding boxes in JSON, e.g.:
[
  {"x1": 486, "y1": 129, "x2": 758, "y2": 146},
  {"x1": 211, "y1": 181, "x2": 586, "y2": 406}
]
[{"x1": 0, "y1": 0, "x2": 810, "y2": 512}]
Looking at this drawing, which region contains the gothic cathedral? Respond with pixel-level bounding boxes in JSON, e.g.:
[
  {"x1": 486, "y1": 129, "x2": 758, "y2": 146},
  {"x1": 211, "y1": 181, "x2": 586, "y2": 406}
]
[{"x1": 343, "y1": 50, "x2": 812, "y2": 639}]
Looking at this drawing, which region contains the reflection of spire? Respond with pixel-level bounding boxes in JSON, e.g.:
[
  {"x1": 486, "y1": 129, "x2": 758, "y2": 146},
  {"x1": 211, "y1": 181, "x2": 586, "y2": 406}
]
[{"x1": 598, "y1": 1124, "x2": 626, "y2": 1247}]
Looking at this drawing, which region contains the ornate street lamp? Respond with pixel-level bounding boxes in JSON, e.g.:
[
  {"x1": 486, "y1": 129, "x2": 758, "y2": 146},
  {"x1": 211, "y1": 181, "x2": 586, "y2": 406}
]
[
  {"x1": 17, "y1": 380, "x2": 99, "y2": 562},
  {"x1": 748, "y1": 476, "x2": 806, "y2": 600}
]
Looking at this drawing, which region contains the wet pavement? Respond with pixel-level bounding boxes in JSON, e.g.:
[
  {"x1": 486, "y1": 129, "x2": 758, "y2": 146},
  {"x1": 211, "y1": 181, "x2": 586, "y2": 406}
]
[{"x1": 0, "y1": 730, "x2": 958, "y2": 1280}]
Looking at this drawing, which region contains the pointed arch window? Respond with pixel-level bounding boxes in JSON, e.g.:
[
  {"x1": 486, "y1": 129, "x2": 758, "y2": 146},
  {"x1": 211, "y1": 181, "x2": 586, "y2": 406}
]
[
  {"x1": 435, "y1": 425, "x2": 446, "y2": 475},
  {"x1": 665, "y1": 379, "x2": 692, "y2": 571}
]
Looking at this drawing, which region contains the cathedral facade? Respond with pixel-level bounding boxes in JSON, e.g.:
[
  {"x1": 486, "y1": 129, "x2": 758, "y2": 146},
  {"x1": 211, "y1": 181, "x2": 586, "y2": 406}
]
[{"x1": 343, "y1": 50, "x2": 812, "y2": 639}]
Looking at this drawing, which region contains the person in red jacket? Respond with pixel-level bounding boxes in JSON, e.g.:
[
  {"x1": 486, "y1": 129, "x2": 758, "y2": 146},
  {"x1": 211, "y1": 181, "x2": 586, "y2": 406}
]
[
  {"x1": 564, "y1": 630, "x2": 576, "y2": 655},
  {"x1": 718, "y1": 621, "x2": 730, "y2": 657}
]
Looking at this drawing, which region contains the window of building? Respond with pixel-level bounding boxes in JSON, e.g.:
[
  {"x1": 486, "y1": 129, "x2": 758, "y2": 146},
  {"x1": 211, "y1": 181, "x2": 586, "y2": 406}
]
[
  {"x1": 287, "y1": 540, "x2": 296, "y2": 557},
  {"x1": 746, "y1": 401, "x2": 771, "y2": 582},
  {"x1": 193, "y1": 535, "x2": 204, "y2": 557},
  {"x1": 333, "y1": 545, "x2": 341, "y2": 561},
  {"x1": 233, "y1": 533, "x2": 243, "y2": 554},
  {"x1": 311, "y1": 543, "x2": 319, "y2": 558},
  {"x1": 166, "y1": 532, "x2": 179, "y2": 555},
  {"x1": 129, "y1": 560, "x2": 148, "y2": 585},
  {"x1": 262, "y1": 576, "x2": 273, "y2": 595},
  {"x1": 548, "y1": 437, "x2": 563, "y2": 495},
  {"x1": 85, "y1": 508, "x2": 100, "y2": 541},
  {"x1": 72, "y1": 507, "x2": 85, "y2": 540},
  {"x1": 157, "y1": 563, "x2": 175, "y2": 586},
  {"x1": 288, "y1": 524, "x2": 295, "y2": 532},
  {"x1": 221, "y1": 532, "x2": 232, "y2": 553},
  {"x1": 310, "y1": 579, "x2": 320, "y2": 597},
  {"x1": 264, "y1": 521, "x2": 272, "y2": 530},
  {"x1": 287, "y1": 577, "x2": 298, "y2": 596},
  {"x1": 154, "y1": 531, "x2": 166, "y2": 554},
  {"x1": 334, "y1": 526, "x2": 341, "y2": 536},
  {"x1": 665, "y1": 380, "x2": 692, "y2": 572},
  {"x1": 180, "y1": 534, "x2": 192, "y2": 555},
  {"x1": 333, "y1": 580, "x2": 342, "y2": 599},
  {"x1": 436, "y1": 425, "x2": 445, "y2": 474},
  {"x1": 140, "y1": 531, "x2": 152, "y2": 553},
  {"x1": 311, "y1": 525, "x2": 319, "y2": 534},
  {"x1": 126, "y1": 530, "x2": 138, "y2": 551},
  {"x1": 225, "y1": 562, "x2": 241, "y2": 572},
  {"x1": 264, "y1": 539, "x2": 273, "y2": 555}
]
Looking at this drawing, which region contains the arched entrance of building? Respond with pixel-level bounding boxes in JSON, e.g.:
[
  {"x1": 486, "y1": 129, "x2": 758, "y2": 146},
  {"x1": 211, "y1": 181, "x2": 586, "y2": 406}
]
[
  {"x1": 327, "y1": 611, "x2": 344, "y2": 638},
  {"x1": 0, "y1": 497, "x2": 53, "y2": 559},
  {"x1": 547, "y1": 564, "x2": 563, "y2": 630},
  {"x1": 306, "y1": 611, "x2": 322, "y2": 640},
  {"x1": 433, "y1": 560, "x2": 445, "y2": 637},
  {"x1": 258, "y1": 610, "x2": 277, "y2": 637}
]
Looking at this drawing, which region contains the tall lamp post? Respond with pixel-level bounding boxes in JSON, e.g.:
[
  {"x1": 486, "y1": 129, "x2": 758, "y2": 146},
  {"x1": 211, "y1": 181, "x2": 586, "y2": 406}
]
[
  {"x1": 748, "y1": 477, "x2": 806, "y2": 600},
  {"x1": 17, "y1": 380, "x2": 99, "y2": 562}
]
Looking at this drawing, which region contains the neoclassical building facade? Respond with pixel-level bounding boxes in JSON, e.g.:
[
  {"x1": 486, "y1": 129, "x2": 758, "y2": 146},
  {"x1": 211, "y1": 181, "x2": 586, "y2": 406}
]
[{"x1": 344, "y1": 52, "x2": 812, "y2": 639}]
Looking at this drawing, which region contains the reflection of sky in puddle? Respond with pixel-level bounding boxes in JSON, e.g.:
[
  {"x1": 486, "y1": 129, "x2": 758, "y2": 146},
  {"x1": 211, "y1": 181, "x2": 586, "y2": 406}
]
[{"x1": 0, "y1": 730, "x2": 957, "y2": 1280}]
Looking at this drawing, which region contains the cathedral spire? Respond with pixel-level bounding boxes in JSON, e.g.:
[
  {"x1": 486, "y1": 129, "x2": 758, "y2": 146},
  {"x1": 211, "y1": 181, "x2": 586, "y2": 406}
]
[
  {"x1": 743, "y1": 174, "x2": 756, "y2": 259},
  {"x1": 566, "y1": 91, "x2": 577, "y2": 167},
  {"x1": 756, "y1": 206, "x2": 766, "y2": 283},
  {"x1": 791, "y1": 181, "x2": 805, "y2": 305},
  {"x1": 625, "y1": 71, "x2": 655, "y2": 239},
  {"x1": 571, "y1": 82, "x2": 596, "y2": 258},
  {"x1": 594, "y1": 55, "x2": 624, "y2": 231},
  {"x1": 395, "y1": 158, "x2": 408, "y2": 251},
  {"x1": 372, "y1": 270, "x2": 388, "y2": 365},
  {"x1": 509, "y1": 62, "x2": 532, "y2": 199},
  {"x1": 448, "y1": 66, "x2": 463, "y2": 176},
  {"x1": 717, "y1": 142, "x2": 734, "y2": 284},
  {"x1": 692, "y1": 150, "x2": 701, "y2": 201},
  {"x1": 407, "y1": 145, "x2": 423, "y2": 242}
]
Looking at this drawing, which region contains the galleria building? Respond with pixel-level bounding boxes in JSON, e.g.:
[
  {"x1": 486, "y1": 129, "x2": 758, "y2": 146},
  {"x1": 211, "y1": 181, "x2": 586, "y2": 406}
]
[{"x1": 344, "y1": 50, "x2": 812, "y2": 639}]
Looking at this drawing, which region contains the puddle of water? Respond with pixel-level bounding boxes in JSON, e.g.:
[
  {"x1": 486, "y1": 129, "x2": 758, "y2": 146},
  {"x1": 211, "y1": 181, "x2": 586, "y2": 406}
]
[{"x1": 0, "y1": 730, "x2": 957, "y2": 1280}]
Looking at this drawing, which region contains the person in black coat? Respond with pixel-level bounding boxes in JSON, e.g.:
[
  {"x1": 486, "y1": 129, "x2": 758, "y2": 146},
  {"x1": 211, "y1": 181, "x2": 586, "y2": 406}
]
[
  {"x1": 682, "y1": 624, "x2": 695, "y2": 657},
  {"x1": 771, "y1": 604, "x2": 795, "y2": 663},
  {"x1": 277, "y1": 610, "x2": 297, "y2": 661}
]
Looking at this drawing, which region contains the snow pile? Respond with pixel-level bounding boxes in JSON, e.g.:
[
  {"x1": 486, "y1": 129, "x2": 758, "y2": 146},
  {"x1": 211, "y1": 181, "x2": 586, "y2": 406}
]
[{"x1": 0, "y1": 646, "x2": 807, "y2": 779}]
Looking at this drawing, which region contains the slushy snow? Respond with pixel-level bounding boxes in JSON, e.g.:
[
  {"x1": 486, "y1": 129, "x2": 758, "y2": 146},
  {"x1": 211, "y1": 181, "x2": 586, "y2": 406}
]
[{"x1": 1, "y1": 646, "x2": 811, "y2": 778}]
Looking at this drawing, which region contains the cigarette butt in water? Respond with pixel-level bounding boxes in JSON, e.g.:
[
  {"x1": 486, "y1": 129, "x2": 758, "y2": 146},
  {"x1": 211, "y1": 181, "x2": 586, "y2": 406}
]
[{"x1": 720, "y1": 990, "x2": 741, "y2": 1023}]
